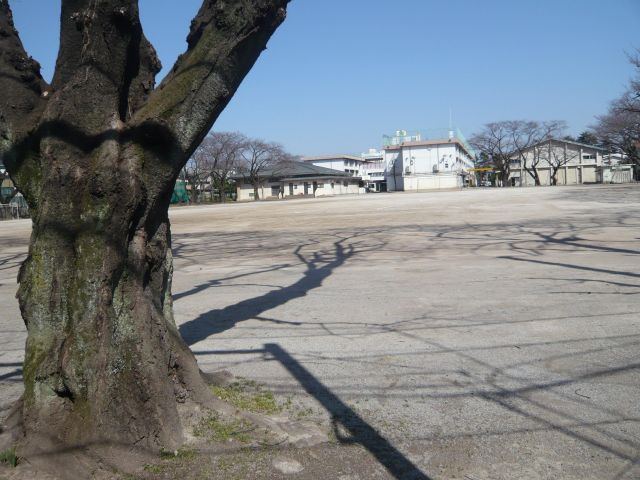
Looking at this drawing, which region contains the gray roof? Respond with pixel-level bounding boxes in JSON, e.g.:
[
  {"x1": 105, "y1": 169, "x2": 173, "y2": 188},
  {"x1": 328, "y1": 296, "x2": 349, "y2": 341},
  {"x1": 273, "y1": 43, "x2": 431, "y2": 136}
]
[
  {"x1": 232, "y1": 161, "x2": 356, "y2": 181},
  {"x1": 530, "y1": 138, "x2": 609, "y2": 152}
]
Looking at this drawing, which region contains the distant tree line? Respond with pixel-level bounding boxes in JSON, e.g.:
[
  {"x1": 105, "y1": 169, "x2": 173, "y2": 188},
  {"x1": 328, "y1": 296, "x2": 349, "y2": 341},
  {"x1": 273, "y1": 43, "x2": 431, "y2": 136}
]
[
  {"x1": 471, "y1": 49, "x2": 640, "y2": 184},
  {"x1": 181, "y1": 132, "x2": 295, "y2": 202},
  {"x1": 591, "y1": 50, "x2": 640, "y2": 169}
]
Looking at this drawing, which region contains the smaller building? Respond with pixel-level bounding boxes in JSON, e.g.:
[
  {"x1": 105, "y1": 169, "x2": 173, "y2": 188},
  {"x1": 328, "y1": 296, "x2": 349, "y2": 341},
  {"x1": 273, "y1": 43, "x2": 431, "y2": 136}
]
[
  {"x1": 302, "y1": 152, "x2": 387, "y2": 192},
  {"x1": 508, "y1": 139, "x2": 612, "y2": 186},
  {"x1": 233, "y1": 161, "x2": 362, "y2": 201},
  {"x1": 301, "y1": 154, "x2": 366, "y2": 178},
  {"x1": 596, "y1": 164, "x2": 634, "y2": 184}
]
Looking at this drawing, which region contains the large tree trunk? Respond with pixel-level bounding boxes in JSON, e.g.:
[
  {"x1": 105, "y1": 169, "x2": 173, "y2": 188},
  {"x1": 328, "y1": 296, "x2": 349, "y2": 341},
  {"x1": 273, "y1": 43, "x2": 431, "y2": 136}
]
[
  {"x1": 17, "y1": 143, "x2": 209, "y2": 449},
  {"x1": 1, "y1": 0, "x2": 289, "y2": 452}
]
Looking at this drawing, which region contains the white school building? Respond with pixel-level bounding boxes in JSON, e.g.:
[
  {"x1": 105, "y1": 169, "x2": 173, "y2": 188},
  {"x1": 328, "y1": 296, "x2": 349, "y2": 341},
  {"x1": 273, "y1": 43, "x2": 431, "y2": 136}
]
[{"x1": 383, "y1": 129, "x2": 475, "y2": 191}]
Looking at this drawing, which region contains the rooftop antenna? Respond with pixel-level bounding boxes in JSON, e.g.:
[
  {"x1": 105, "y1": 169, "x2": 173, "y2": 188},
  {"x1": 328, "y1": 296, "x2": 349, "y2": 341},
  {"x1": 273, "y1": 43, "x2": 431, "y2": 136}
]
[{"x1": 448, "y1": 108, "x2": 454, "y2": 140}]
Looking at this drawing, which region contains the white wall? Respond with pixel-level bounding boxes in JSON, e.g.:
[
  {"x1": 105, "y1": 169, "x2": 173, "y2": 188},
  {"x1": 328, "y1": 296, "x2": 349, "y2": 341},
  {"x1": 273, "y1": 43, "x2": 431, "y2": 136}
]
[
  {"x1": 384, "y1": 143, "x2": 470, "y2": 191},
  {"x1": 400, "y1": 173, "x2": 461, "y2": 191},
  {"x1": 281, "y1": 179, "x2": 361, "y2": 197},
  {"x1": 310, "y1": 159, "x2": 345, "y2": 172},
  {"x1": 236, "y1": 179, "x2": 361, "y2": 201},
  {"x1": 598, "y1": 165, "x2": 633, "y2": 183},
  {"x1": 384, "y1": 150, "x2": 401, "y2": 191},
  {"x1": 401, "y1": 144, "x2": 459, "y2": 175},
  {"x1": 309, "y1": 158, "x2": 365, "y2": 177}
]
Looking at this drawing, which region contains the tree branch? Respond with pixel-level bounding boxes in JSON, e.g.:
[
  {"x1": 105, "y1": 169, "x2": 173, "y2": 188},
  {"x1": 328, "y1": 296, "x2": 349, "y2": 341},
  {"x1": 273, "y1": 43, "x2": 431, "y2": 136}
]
[
  {"x1": 133, "y1": 0, "x2": 289, "y2": 169},
  {"x1": 0, "y1": 0, "x2": 48, "y2": 139},
  {"x1": 0, "y1": 0, "x2": 49, "y2": 193},
  {"x1": 47, "y1": 0, "x2": 162, "y2": 131}
]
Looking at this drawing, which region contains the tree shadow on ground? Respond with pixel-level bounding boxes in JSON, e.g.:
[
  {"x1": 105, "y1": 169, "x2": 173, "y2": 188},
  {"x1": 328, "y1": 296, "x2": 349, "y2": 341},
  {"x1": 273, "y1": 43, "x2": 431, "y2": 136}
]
[
  {"x1": 176, "y1": 214, "x2": 640, "y2": 346},
  {"x1": 179, "y1": 233, "x2": 384, "y2": 345},
  {"x1": 500, "y1": 255, "x2": 640, "y2": 279},
  {"x1": 174, "y1": 213, "x2": 639, "y2": 478}
]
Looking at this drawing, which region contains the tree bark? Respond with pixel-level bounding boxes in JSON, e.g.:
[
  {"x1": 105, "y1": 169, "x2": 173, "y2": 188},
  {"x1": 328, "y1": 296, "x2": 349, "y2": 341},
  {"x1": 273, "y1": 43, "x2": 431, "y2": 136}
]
[
  {"x1": 1, "y1": 0, "x2": 289, "y2": 451},
  {"x1": 216, "y1": 176, "x2": 228, "y2": 203},
  {"x1": 532, "y1": 169, "x2": 541, "y2": 186},
  {"x1": 18, "y1": 167, "x2": 209, "y2": 448},
  {"x1": 500, "y1": 169, "x2": 510, "y2": 187},
  {"x1": 523, "y1": 164, "x2": 541, "y2": 186},
  {"x1": 220, "y1": 180, "x2": 227, "y2": 203}
]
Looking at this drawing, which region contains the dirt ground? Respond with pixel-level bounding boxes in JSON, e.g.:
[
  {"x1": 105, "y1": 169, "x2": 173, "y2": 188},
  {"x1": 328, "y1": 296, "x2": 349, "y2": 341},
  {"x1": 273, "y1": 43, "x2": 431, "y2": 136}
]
[{"x1": 1, "y1": 185, "x2": 640, "y2": 479}]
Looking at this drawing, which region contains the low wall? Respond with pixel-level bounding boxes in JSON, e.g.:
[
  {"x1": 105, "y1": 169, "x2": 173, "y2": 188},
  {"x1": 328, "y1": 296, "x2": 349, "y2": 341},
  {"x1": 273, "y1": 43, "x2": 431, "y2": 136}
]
[{"x1": 398, "y1": 173, "x2": 461, "y2": 191}]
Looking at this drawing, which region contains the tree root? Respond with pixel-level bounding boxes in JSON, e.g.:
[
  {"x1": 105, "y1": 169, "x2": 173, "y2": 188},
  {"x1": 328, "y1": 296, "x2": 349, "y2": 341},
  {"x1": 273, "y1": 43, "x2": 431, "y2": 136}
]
[{"x1": 0, "y1": 375, "x2": 328, "y2": 480}]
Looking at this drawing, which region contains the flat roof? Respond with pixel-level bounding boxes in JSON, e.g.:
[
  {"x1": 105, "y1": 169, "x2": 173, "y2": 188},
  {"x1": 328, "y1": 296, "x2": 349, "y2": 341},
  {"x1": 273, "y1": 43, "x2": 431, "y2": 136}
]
[
  {"x1": 385, "y1": 138, "x2": 474, "y2": 157},
  {"x1": 302, "y1": 154, "x2": 363, "y2": 162}
]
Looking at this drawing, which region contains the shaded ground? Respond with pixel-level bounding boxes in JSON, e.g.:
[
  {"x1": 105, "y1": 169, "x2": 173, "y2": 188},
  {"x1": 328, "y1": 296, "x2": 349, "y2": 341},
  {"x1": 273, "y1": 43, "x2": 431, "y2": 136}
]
[{"x1": 1, "y1": 185, "x2": 640, "y2": 479}]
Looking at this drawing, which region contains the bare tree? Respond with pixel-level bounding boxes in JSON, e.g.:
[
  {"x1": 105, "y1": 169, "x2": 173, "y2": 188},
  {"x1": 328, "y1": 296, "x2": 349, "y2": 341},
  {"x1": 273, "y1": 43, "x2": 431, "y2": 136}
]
[
  {"x1": 591, "y1": 53, "x2": 640, "y2": 174},
  {"x1": 200, "y1": 131, "x2": 247, "y2": 202},
  {"x1": 184, "y1": 146, "x2": 214, "y2": 203},
  {"x1": 0, "y1": 0, "x2": 289, "y2": 454},
  {"x1": 470, "y1": 122, "x2": 514, "y2": 187},
  {"x1": 615, "y1": 49, "x2": 640, "y2": 115},
  {"x1": 508, "y1": 120, "x2": 567, "y2": 186},
  {"x1": 536, "y1": 140, "x2": 580, "y2": 186},
  {"x1": 239, "y1": 139, "x2": 288, "y2": 200},
  {"x1": 593, "y1": 108, "x2": 640, "y2": 169}
]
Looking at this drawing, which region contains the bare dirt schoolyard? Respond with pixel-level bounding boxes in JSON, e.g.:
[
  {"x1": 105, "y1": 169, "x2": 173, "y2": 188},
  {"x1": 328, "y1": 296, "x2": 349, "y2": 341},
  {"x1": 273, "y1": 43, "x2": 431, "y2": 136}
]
[{"x1": 1, "y1": 185, "x2": 639, "y2": 479}]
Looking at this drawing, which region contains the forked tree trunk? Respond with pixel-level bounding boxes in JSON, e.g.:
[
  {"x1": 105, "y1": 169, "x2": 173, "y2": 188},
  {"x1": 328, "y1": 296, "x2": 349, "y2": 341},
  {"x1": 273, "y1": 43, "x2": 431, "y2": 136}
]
[
  {"x1": 17, "y1": 143, "x2": 210, "y2": 449},
  {"x1": 0, "y1": 0, "x2": 288, "y2": 451},
  {"x1": 524, "y1": 166, "x2": 541, "y2": 186}
]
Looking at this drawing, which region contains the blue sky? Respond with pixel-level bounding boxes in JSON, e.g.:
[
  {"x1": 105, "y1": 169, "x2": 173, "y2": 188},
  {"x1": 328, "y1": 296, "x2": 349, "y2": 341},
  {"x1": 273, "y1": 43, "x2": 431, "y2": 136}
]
[{"x1": 9, "y1": 0, "x2": 640, "y2": 156}]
